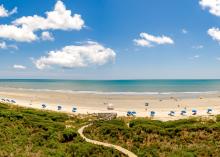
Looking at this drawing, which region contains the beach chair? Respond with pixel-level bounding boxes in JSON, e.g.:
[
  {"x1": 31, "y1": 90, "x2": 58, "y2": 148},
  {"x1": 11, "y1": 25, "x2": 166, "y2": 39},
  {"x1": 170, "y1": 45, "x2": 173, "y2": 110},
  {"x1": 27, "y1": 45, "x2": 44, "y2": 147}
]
[
  {"x1": 150, "y1": 111, "x2": 155, "y2": 117},
  {"x1": 192, "y1": 109, "x2": 197, "y2": 115},
  {"x1": 57, "y1": 105, "x2": 62, "y2": 110},
  {"x1": 180, "y1": 110, "x2": 187, "y2": 116},
  {"x1": 168, "y1": 111, "x2": 175, "y2": 116},
  {"x1": 42, "y1": 104, "x2": 47, "y2": 108},
  {"x1": 207, "y1": 108, "x2": 212, "y2": 114}
]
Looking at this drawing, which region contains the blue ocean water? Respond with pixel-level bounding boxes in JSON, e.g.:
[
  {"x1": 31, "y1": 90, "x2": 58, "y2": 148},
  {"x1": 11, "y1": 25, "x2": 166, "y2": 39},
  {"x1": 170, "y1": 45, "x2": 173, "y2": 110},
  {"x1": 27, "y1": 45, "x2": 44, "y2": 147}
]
[{"x1": 0, "y1": 79, "x2": 220, "y2": 94}]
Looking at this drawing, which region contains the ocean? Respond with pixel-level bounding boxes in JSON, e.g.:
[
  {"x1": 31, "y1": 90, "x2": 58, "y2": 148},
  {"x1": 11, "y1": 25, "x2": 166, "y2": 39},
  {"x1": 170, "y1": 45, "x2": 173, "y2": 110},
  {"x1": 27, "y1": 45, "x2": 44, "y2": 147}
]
[{"x1": 0, "y1": 79, "x2": 220, "y2": 95}]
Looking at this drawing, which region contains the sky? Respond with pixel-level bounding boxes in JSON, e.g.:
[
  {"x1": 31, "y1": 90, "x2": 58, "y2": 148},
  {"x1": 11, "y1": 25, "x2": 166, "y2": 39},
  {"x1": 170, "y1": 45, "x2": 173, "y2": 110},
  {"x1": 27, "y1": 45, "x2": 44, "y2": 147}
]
[{"x1": 0, "y1": 0, "x2": 220, "y2": 79}]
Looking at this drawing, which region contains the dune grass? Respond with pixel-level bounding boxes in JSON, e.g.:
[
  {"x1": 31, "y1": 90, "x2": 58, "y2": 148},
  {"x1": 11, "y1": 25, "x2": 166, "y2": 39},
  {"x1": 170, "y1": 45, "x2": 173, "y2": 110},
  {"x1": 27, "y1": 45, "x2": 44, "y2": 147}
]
[
  {"x1": 0, "y1": 103, "x2": 124, "y2": 157},
  {"x1": 84, "y1": 117, "x2": 220, "y2": 157}
]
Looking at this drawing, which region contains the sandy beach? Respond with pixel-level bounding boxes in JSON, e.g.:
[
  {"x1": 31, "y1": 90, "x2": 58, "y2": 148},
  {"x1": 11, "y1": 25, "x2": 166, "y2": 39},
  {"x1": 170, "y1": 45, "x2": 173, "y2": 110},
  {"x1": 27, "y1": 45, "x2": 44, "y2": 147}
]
[{"x1": 0, "y1": 87, "x2": 220, "y2": 121}]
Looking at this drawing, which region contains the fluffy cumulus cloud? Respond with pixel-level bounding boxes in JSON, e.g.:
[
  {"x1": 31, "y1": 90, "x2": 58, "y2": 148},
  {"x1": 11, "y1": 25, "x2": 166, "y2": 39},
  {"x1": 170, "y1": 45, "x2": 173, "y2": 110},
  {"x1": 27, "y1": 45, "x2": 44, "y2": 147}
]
[
  {"x1": 35, "y1": 41, "x2": 116, "y2": 69},
  {"x1": 13, "y1": 64, "x2": 26, "y2": 70},
  {"x1": 0, "y1": 25, "x2": 37, "y2": 42},
  {"x1": 0, "y1": 1, "x2": 84, "y2": 42},
  {"x1": 41, "y1": 31, "x2": 54, "y2": 41},
  {"x1": 0, "y1": 4, "x2": 17, "y2": 17},
  {"x1": 13, "y1": 0, "x2": 84, "y2": 31},
  {"x1": 208, "y1": 27, "x2": 220, "y2": 43},
  {"x1": 134, "y1": 32, "x2": 174, "y2": 47},
  {"x1": 199, "y1": 0, "x2": 220, "y2": 16}
]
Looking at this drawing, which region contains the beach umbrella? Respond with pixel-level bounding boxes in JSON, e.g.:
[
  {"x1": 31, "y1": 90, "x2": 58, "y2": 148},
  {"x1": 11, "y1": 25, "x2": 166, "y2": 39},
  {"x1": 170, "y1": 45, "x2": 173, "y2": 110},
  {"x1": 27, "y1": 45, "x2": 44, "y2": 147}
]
[
  {"x1": 57, "y1": 105, "x2": 62, "y2": 110},
  {"x1": 42, "y1": 104, "x2": 46, "y2": 108}
]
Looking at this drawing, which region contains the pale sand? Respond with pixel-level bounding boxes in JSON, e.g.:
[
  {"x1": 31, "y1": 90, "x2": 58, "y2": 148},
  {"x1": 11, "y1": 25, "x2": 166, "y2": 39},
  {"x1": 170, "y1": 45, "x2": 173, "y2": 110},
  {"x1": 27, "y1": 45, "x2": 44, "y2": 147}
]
[{"x1": 1, "y1": 89, "x2": 220, "y2": 121}]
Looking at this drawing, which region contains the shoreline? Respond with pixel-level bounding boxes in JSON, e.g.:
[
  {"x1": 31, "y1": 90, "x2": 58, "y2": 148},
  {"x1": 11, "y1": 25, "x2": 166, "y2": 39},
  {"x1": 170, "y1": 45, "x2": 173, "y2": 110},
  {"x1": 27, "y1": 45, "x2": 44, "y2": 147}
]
[{"x1": 0, "y1": 88, "x2": 220, "y2": 121}]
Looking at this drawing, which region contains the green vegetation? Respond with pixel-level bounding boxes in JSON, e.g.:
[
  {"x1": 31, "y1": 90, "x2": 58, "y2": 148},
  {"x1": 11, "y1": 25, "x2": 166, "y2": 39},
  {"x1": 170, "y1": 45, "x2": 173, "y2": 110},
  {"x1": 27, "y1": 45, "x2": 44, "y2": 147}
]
[
  {"x1": 2, "y1": 102, "x2": 220, "y2": 157},
  {"x1": 0, "y1": 103, "x2": 124, "y2": 157},
  {"x1": 85, "y1": 117, "x2": 220, "y2": 157}
]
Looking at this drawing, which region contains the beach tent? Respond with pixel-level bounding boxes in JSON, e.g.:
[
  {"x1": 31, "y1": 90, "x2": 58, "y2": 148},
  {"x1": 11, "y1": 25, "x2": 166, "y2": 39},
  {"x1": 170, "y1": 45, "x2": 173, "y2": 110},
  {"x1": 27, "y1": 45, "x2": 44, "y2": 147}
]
[
  {"x1": 207, "y1": 108, "x2": 212, "y2": 114},
  {"x1": 192, "y1": 109, "x2": 197, "y2": 115},
  {"x1": 127, "y1": 111, "x2": 132, "y2": 116},
  {"x1": 72, "y1": 107, "x2": 77, "y2": 112},
  {"x1": 127, "y1": 111, "x2": 136, "y2": 116},
  {"x1": 150, "y1": 111, "x2": 155, "y2": 117},
  {"x1": 107, "y1": 103, "x2": 114, "y2": 110},
  {"x1": 168, "y1": 111, "x2": 175, "y2": 116},
  {"x1": 181, "y1": 110, "x2": 187, "y2": 116}
]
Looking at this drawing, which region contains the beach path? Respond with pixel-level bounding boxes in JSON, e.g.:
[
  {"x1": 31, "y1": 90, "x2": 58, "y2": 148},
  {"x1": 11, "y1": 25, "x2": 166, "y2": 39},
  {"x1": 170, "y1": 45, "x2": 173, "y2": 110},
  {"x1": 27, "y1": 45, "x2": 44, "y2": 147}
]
[{"x1": 78, "y1": 124, "x2": 138, "y2": 157}]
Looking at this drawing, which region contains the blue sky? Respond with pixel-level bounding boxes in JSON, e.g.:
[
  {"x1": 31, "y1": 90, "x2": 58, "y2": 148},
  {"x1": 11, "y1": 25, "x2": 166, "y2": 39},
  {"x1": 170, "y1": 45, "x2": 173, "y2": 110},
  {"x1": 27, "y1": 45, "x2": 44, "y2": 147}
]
[{"x1": 0, "y1": 0, "x2": 220, "y2": 79}]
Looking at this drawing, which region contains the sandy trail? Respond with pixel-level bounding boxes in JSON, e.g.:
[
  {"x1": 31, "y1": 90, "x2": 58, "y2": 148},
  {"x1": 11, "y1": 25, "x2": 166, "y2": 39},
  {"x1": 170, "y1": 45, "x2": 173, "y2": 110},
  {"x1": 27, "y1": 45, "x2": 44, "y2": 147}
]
[{"x1": 78, "y1": 124, "x2": 137, "y2": 157}]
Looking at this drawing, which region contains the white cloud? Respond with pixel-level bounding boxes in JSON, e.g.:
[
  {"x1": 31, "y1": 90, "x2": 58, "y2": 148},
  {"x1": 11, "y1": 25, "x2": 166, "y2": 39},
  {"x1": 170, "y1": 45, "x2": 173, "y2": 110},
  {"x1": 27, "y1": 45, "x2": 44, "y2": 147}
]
[
  {"x1": 0, "y1": 1, "x2": 84, "y2": 42},
  {"x1": 0, "y1": 41, "x2": 7, "y2": 49},
  {"x1": 194, "y1": 55, "x2": 200, "y2": 58},
  {"x1": 216, "y1": 57, "x2": 220, "y2": 61},
  {"x1": 199, "y1": 0, "x2": 220, "y2": 16},
  {"x1": 13, "y1": 0, "x2": 84, "y2": 31},
  {"x1": 192, "y1": 45, "x2": 204, "y2": 49},
  {"x1": 41, "y1": 31, "x2": 54, "y2": 41},
  {"x1": 13, "y1": 64, "x2": 26, "y2": 69},
  {"x1": 207, "y1": 27, "x2": 220, "y2": 43},
  {"x1": 35, "y1": 41, "x2": 116, "y2": 70},
  {"x1": 190, "y1": 55, "x2": 200, "y2": 60},
  {"x1": 133, "y1": 39, "x2": 152, "y2": 47},
  {"x1": 0, "y1": 4, "x2": 17, "y2": 17},
  {"x1": 134, "y1": 32, "x2": 174, "y2": 47},
  {"x1": 182, "y1": 29, "x2": 188, "y2": 34},
  {"x1": 0, "y1": 41, "x2": 18, "y2": 50},
  {"x1": 0, "y1": 25, "x2": 38, "y2": 42}
]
